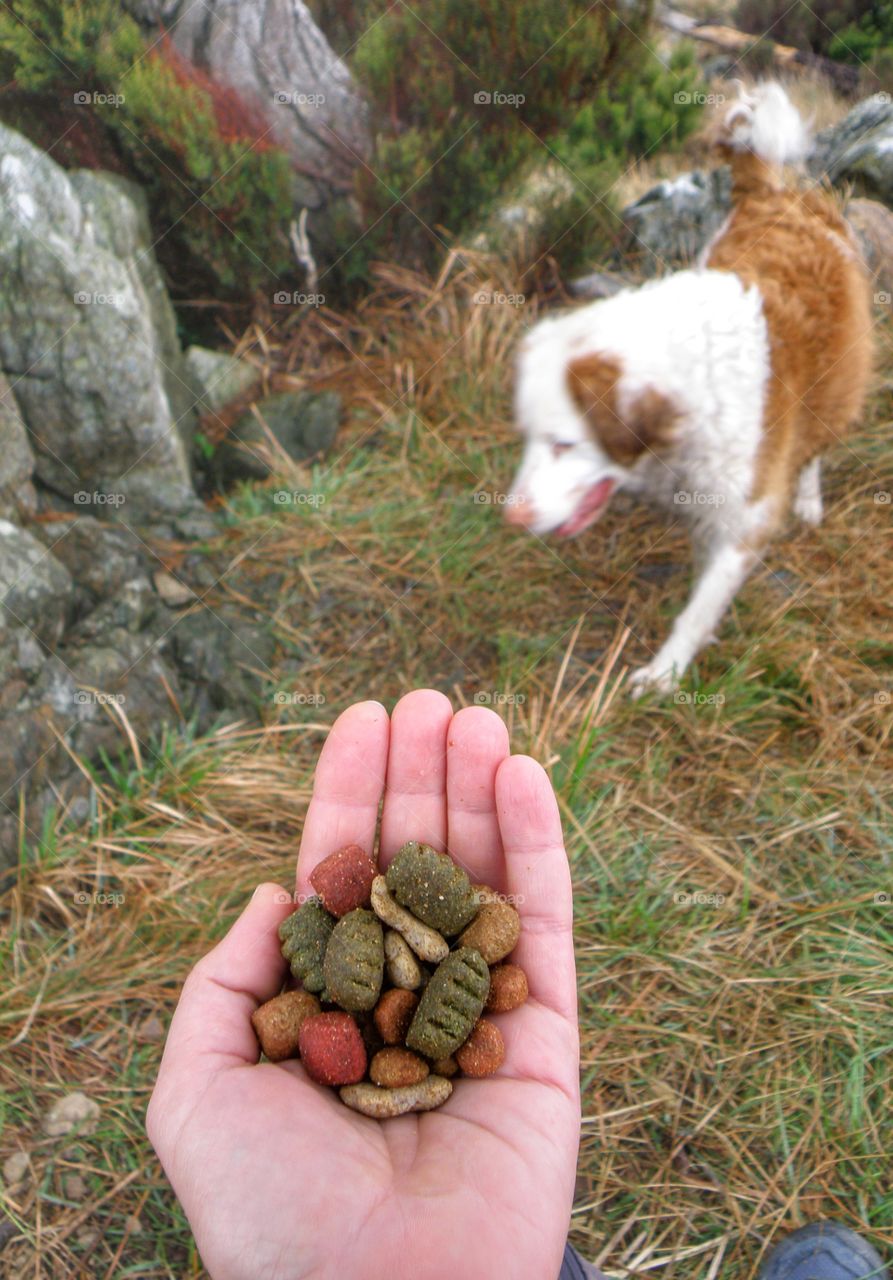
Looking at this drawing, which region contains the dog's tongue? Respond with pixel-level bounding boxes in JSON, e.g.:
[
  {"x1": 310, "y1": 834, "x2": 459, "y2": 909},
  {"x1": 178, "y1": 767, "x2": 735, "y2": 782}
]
[{"x1": 556, "y1": 478, "x2": 616, "y2": 538}]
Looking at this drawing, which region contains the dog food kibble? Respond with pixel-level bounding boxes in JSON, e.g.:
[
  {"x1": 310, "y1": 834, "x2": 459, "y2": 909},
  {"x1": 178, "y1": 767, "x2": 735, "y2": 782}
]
[
  {"x1": 370, "y1": 1047, "x2": 430, "y2": 1088},
  {"x1": 268, "y1": 841, "x2": 526, "y2": 1116},
  {"x1": 455, "y1": 1019, "x2": 506, "y2": 1077},
  {"x1": 340, "y1": 1074, "x2": 453, "y2": 1119},
  {"x1": 385, "y1": 842, "x2": 479, "y2": 935},
  {"x1": 370, "y1": 876, "x2": 449, "y2": 963},
  {"x1": 458, "y1": 901, "x2": 521, "y2": 964},
  {"x1": 357, "y1": 1010, "x2": 385, "y2": 1058},
  {"x1": 485, "y1": 962, "x2": 529, "y2": 1013},
  {"x1": 383, "y1": 929, "x2": 423, "y2": 988},
  {"x1": 323, "y1": 909, "x2": 384, "y2": 1012},
  {"x1": 251, "y1": 990, "x2": 321, "y2": 1062},
  {"x1": 298, "y1": 1012, "x2": 367, "y2": 1086},
  {"x1": 406, "y1": 947, "x2": 490, "y2": 1059},
  {"x1": 310, "y1": 843, "x2": 377, "y2": 917},
  {"x1": 430, "y1": 1055, "x2": 458, "y2": 1078},
  {"x1": 374, "y1": 987, "x2": 419, "y2": 1044},
  {"x1": 279, "y1": 897, "x2": 335, "y2": 993}
]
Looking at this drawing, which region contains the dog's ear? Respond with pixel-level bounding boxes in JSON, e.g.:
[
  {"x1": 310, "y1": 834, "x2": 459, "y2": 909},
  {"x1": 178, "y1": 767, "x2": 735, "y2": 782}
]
[{"x1": 567, "y1": 354, "x2": 679, "y2": 466}]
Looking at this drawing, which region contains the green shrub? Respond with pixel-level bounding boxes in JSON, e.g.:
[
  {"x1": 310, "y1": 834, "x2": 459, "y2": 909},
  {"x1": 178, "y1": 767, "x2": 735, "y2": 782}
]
[
  {"x1": 0, "y1": 0, "x2": 295, "y2": 299},
  {"x1": 339, "y1": 0, "x2": 703, "y2": 279},
  {"x1": 828, "y1": 4, "x2": 893, "y2": 66},
  {"x1": 735, "y1": 0, "x2": 892, "y2": 60},
  {"x1": 545, "y1": 43, "x2": 702, "y2": 272}
]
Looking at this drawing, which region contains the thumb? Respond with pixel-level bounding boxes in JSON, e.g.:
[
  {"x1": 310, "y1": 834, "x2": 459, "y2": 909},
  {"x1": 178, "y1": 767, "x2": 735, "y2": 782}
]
[{"x1": 148, "y1": 883, "x2": 293, "y2": 1139}]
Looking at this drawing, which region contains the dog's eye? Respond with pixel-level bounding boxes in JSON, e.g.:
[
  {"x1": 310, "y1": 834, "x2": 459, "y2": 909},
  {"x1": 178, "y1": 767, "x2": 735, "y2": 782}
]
[{"x1": 551, "y1": 442, "x2": 574, "y2": 458}]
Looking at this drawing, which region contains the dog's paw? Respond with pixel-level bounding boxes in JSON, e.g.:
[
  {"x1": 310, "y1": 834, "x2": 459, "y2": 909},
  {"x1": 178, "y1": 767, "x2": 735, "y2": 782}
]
[{"x1": 628, "y1": 662, "x2": 680, "y2": 699}]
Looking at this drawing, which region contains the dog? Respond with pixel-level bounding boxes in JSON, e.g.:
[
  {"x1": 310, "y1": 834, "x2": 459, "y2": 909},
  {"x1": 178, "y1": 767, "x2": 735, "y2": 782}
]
[{"x1": 506, "y1": 82, "x2": 873, "y2": 694}]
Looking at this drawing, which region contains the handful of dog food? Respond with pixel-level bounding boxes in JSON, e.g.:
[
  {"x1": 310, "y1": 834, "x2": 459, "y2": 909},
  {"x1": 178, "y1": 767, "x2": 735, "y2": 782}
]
[{"x1": 251, "y1": 841, "x2": 528, "y2": 1118}]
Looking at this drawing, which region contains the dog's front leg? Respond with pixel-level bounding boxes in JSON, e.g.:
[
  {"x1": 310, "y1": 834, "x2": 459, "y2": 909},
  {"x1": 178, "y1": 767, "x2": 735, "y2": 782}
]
[{"x1": 629, "y1": 541, "x2": 758, "y2": 696}]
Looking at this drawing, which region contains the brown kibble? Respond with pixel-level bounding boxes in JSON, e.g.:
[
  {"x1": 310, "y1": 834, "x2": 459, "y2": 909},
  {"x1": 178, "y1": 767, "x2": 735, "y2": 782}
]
[
  {"x1": 458, "y1": 901, "x2": 521, "y2": 964},
  {"x1": 430, "y1": 1055, "x2": 458, "y2": 1078},
  {"x1": 356, "y1": 1010, "x2": 386, "y2": 1059},
  {"x1": 485, "y1": 963, "x2": 529, "y2": 1013},
  {"x1": 370, "y1": 1047, "x2": 430, "y2": 1088},
  {"x1": 251, "y1": 990, "x2": 321, "y2": 1062},
  {"x1": 373, "y1": 988, "x2": 419, "y2": 1045},
  {"x1": 455, "y1": 1019, "x2": 505, "y2": 1077},
  {"x1": 310, "y1": 844, "x2": 377, "y2": 917}
]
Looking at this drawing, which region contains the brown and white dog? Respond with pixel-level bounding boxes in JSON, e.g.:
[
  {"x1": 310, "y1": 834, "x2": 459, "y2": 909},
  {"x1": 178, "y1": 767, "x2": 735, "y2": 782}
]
[{"x1": 506, "y1": 83, "x2": 873, "y2": 693}]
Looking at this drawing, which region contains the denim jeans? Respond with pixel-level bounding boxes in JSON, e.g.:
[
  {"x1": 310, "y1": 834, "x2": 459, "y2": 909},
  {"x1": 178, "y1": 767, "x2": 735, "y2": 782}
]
[{"x1": 558, "y1": 1242, "x2": 608, "y2": 1280}]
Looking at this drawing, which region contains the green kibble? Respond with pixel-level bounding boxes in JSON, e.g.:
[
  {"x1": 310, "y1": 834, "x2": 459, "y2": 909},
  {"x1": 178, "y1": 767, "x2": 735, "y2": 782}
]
[
  {"x1": 323, "y1": 909, "x2": 385, "y2": 1012},
  {"x1": 385, "y1": 841, "x2": 479, "y2": 935},
  {"x1": 279, "y1": 897, "x2": 335, "y2": 994},
  {"x1": 406, "y1": 947, "x2": 490, "y2": 1059}
]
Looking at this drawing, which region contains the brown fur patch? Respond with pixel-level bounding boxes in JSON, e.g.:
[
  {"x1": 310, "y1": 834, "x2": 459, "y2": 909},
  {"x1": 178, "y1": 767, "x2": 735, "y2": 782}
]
[
  {"x1": 567, "y1": 353, "x2": 680, "y2": 466},
  {"x1": 708, "y1": 148, "x2": 874, "y2": 515}
]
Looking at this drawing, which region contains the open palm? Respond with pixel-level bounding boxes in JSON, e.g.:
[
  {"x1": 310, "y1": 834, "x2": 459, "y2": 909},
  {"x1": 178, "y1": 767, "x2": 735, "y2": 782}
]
[{"x1": 147, "y1": 691, "x2": 581, "y2": 1280}]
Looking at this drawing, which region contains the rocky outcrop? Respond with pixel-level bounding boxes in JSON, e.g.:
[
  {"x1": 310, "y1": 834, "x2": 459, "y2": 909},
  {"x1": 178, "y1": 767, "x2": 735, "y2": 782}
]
[
  {"x1": 809, "y1": 95, "x2": 893, "y2": 205},
  {"x1": 0, "y1": 375, "x2": 38, "y2": 521},
  {"x1": 0, "y1": 511, "x2": 279, "y2": 874},
  {"x1": 0, "y1": 127, "x2": 206, "y2": 535},
  {"x1": 215, "y1": 389, "x2": 342, "y2": 485},
  {"x1": 0, "y1": 126, "x2": 296, "y2": 874},
  {"x1": 125, "y1": 0, "x2": 371, "y2": 213},
  {"x1": 620, "y1": 167, "x2": 731, "y2": 273},
  {"x1": 184, "y1": 346, "x2": 259, "y2": 417}
]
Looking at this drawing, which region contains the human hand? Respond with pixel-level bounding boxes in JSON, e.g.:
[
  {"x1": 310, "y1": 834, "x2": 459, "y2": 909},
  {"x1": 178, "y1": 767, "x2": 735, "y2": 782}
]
[{"x1": 147, "y1": 690, "x2": 580, "y2": 1280}]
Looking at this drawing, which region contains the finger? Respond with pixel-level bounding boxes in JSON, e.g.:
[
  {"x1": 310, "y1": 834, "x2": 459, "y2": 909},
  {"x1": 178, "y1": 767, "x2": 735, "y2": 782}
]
[
  {"x1": 379, "y1": 689, "x2": 452, "y2": 864},
  {"x1": 495, "y1": 756, "x2": 577, "y2": 1025},
  {"x1": 150, "y1": 883, "x2": 292, "y2": 1129},
  {"x1": 446, "y1": 706, "x2": 510, "y2": 886},
  {"x1": 297, "y1": 700, "x2": 389, "y2": 894}
]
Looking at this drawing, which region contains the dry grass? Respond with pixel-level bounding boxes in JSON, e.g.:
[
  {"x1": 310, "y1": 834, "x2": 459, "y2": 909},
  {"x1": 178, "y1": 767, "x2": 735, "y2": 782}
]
[{"x1": 2, "y1": 243, "x2": 893, "y2": 1279}]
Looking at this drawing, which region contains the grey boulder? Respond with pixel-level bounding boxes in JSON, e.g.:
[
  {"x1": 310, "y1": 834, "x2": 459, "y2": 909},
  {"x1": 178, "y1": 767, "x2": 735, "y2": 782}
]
[
  {"x1": 0, "y1": 374, "x2": 37, "y2": 521},
  {"x1": 0, "y1": 126, "x2": 202, "y2": 532},
  {"x1": 124, "y1": 0, "x2": 371, "y2": 217},
  {"x1": 809, "y1": 95, "x2": 893, "y2": 206},
  {"x1": 216, "y1": 389, "x2": 341, "y2": 484},
  {"x1": 619, "y1": 167, "x2": 731, "y2": 272}
]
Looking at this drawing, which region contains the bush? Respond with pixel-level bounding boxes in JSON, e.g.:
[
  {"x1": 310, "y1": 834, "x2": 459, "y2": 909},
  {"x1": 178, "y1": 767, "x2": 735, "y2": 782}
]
[
  {"x1": 333, "y1": 0, "x2": 703, "y2": 279},
  {"x1": 828, "y1": 4, "x2": 893, "y2": 66},
  {"x1": 0, "y1": 0, "x2": 296, "y2": 300},
  {"x1": 735, "y1": 0, "x2": 893, "y2": 61}
]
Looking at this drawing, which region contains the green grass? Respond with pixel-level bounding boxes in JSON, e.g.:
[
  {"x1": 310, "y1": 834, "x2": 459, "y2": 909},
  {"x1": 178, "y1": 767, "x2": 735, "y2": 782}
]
[{"x1": 3, "y1": 248, "x2": 893, "y2": 1278}]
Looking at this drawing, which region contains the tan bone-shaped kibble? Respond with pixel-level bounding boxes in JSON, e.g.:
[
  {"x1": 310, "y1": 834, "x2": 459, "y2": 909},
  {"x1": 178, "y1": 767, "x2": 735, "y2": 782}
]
[
  {"x1": 339, "y1": 1074, "x2": 452, "y2": 1118},
  {"x1": 370, "y1": 876, "x2": 449, "y2": 963},
  {"x1": 383, "y1": 929, "x2": 423, "y2": 989}
]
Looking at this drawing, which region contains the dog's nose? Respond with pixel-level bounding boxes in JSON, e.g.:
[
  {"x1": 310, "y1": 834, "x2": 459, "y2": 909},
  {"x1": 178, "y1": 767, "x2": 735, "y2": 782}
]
[{"x1": 504, "y1": 496, "x2": 534, "y2": 527}]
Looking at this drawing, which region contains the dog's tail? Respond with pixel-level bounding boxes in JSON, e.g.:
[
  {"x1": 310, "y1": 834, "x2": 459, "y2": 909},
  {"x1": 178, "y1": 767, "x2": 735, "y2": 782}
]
[{"x1": 716, "y1": 82, "x2": 810, "y2": 192}]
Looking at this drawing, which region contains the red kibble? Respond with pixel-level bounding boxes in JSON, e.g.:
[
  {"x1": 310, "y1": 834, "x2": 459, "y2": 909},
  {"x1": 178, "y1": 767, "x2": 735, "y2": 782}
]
[
  {"x1": 298, "y1": 1012, "x2": 367, "y2": 1086},
  {"x1": 309, "y1": 844, "x2": 377, "y2": 917}
]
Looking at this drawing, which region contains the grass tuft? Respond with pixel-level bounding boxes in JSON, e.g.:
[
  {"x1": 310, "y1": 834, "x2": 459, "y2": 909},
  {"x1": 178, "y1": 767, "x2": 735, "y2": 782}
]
[{"x1": 2, "y1": 238, "x2": 892, "y2": 1277}]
